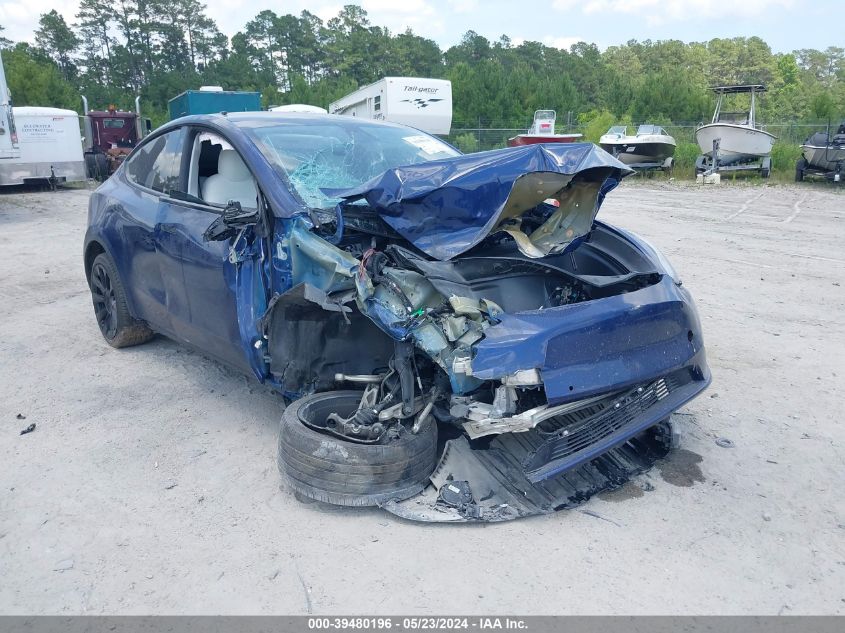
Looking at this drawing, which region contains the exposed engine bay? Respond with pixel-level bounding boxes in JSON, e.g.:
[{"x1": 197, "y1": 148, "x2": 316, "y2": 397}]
[
  {"x1": 263, "y1": 170, "x2": 661, "y2": 445},
  {"x1": 263, "y1": 142, "x2": 710, "y2": 521}
]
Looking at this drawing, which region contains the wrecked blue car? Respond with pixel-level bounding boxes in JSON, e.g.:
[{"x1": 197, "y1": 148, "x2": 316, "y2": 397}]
[{"x1": 84, "y1": 113, "x2": 710, "y2": 522}]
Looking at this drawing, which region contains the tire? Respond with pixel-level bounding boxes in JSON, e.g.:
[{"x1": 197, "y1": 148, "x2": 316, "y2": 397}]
[
  {"x1": 92, "y1": 154, "x2": 109, "y2": 181},
  {"x1": 84, "y1": 154, "x2": 97, "y2": 179},
  {"x1": 279, "y1": 390, "x2": 438, "y2": 507},
  {"x1": 795, "y1": 158, "x2": 806, "y2": 182},
  {"x1": 89, "y1": 252, "x2": 154, "y2": 348}
]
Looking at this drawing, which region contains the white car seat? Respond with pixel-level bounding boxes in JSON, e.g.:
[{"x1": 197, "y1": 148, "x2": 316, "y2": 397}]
[{"x1": 201, "y1": 149, "x2": 257, "y2": 208}]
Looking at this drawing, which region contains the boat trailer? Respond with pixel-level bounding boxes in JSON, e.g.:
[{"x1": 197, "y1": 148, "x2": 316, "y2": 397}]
[
  {"x1": 696, "y1": 138, "x2": 771, "y2": 178},
  {"x1": 796, "y1": 159, "x2": 843, "y2": 183},
  {"x1": 608, "y1": 149, "x2": 675, "y2": 175}
]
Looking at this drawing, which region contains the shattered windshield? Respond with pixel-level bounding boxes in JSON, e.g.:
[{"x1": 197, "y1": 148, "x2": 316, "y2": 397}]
[{"x1": 243, "y1": 120, "x2": 459, "y2": 209}]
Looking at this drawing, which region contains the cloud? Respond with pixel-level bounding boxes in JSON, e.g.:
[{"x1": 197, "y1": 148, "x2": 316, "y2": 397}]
[
  {"x1": 362, "y1": 0, "x2": 434, "y2": 14},
  {"x1": 571, "y1": 0, "x2": 795, "y2": 25},
  {"x1": 542, "y1": 35, "x2": 584, "y2": 50},
  {"x1": 312, "y1": 4, "x2": 343, "y2": 22},
  {"x1": 450, "y1": 0, "x2": 479, "y2": 13},
  {"x1": 358, "y1": 0, "x2": 444, "y2": 36},
  {"x1": 0, "y1": 0, "x2": 78, "y2": 41}
]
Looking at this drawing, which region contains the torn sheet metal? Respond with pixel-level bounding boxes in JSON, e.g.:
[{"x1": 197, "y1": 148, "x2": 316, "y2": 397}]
[
  {"x1": 288, "y1": 219, "x2": 358, "y2": 293},
  {"x1": 382, "y1": 421, "x2": 673, "y2": 523},
  {"x1": 324, "y1": 143, "x2": 633, "y2": 261}
]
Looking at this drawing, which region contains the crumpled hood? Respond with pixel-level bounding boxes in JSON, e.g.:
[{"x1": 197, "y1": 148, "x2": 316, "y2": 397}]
[{"x1": 324, "y1": 143, "x2": 633, "y2": 261}]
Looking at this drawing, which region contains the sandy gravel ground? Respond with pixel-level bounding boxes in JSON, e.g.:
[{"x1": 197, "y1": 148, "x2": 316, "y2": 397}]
[{"x1": 0, "y1": 180, "x2": 843, "y2": 615}]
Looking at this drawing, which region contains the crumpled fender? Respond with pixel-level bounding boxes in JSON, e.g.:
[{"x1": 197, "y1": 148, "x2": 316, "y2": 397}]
[{"x1": 324, "y1": 143, "x2": 632, "y2": 261}]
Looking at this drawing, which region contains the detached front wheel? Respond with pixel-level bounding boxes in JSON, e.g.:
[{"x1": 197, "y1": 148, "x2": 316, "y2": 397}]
[{"x1": 278, "y1": 390, "x2": 438, "y2": 507}]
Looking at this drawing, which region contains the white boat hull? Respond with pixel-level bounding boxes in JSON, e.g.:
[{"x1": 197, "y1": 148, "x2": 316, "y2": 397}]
[
  {"x1": 599, "y1": 139, "x2": 675, "y2": 165},
  {"x1": 696, "y1": 124, "x2": 776, "y2": 163}
]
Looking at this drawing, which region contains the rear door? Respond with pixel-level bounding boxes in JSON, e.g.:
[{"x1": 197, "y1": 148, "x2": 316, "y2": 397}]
[{"x1": 121, "y1": 128, "x2": 187, "y2": 335}]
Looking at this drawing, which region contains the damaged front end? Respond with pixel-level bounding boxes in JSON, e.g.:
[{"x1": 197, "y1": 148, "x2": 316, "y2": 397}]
[{"x1": 266, "y1": 143, "x2": 710, "y2": 521}]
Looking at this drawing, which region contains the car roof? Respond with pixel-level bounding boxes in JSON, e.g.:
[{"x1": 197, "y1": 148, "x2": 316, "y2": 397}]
[{"x1": 170, "y1": 111, "x2": 416, "y2": 132}]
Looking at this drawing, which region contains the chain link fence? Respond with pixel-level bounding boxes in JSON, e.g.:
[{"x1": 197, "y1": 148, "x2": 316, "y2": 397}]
[{"x1": 440, "y1": 122, "x2": 831, "y2": 152}]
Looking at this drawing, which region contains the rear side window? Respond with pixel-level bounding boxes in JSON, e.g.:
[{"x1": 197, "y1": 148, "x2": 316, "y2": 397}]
[{"x1": 125, "y1": 128, "x2": 184, "y2": 194}]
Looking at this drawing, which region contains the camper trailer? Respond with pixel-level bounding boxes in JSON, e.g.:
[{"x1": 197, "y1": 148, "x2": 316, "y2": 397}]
[
  {"x1": 329, "y1": 77, "x2": 452, "y2": 135},
  {"x1": 1, "y1": 107, "x2": 86, "y2": 186}
]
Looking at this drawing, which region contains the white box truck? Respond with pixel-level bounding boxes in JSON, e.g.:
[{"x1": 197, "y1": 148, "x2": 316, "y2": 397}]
[
  {"x1": 0, "y1": 50, "x2": 21, "y2": 171},
  {"x1": 329, "y1": 77, "x2": 452, "y2": 135},
  {"x1": 0, "y1": 107, "x2": 86, "y2": 186}
]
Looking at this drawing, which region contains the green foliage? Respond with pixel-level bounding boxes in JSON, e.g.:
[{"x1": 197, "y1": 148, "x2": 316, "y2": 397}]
[
  {"x1": 770, "y1": 142, "x2": 803, "y2": 172},
  {"x1": 672, "y1": 142, "x2": 702, "y2": 177},
  {"x1": 3, "y1": 44, "x2": 80, "y2": 110},
  {"x1": 34, "y1": 10, "x2": 79, "y2": 82},
  {"x1": 0, "y1": 24, "x2": 12, "y2": 49},
  {"x1": 3, "y1": 3, "x2": 843, "y2": 142},
  {"x1": 452, "y1": 132, "x2": 480, "y2": 153},
  {"x1": 580, "y1": 110, "x2": 631, "y2": 143},
  {"x1": 810, "y1": 92, "x2": 836, "y2": 119}
]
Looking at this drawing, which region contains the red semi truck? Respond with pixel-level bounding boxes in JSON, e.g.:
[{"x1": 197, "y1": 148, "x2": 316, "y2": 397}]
[{"x1": 81, "y1": 96, "x2": 151, "y2": 180}]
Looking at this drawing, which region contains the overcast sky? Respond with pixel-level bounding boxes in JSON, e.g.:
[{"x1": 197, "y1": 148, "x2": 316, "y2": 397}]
[{"x1": 1, "y1": 0, "x2": 840, "y2": 54}]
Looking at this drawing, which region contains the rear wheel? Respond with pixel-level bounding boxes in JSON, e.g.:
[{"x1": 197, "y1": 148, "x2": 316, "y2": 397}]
[
  {"x1": 94, "y1": 154, "x2": 110, "y2": 181},
  {"x1": 279, "y1": 390, "x2": 438, "y2": 507},
  {"x1": 89, "y1": 252, "x2": 154, "y2": 348},
  {"x1": 84, "y1": 154, "x2": 97, "y2": 179}
]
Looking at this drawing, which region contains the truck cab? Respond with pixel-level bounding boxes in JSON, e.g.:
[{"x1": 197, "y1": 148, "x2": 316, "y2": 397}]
[{"x1": 81, "y1": 98, "x2": 151, "y2": 180}]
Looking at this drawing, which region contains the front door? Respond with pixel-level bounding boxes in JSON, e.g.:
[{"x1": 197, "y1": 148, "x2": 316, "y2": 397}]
[{"x1": 158, "y1": 128, "x2": 268, "y2": 377}]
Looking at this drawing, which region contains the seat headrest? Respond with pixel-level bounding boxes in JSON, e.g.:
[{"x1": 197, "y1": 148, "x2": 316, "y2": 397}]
[{"x1": 217, "y1": 149, "x2": 251, "y2": 181}]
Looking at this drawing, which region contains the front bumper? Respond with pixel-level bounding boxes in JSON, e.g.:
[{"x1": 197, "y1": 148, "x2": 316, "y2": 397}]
[
  {"x1": 383, "y1": 272, "x2": 711, "y2": 522},
  {"x1": 384, "y1": 364, "x2": 709, "y2": 522},
  {"x1": 472, "y1": 274, "x2": 707, "y2": 406}
]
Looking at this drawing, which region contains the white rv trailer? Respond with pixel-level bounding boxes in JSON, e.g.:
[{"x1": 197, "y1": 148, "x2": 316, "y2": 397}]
[
  {"x1": 0, "y1": 50, "x2": 22, "y2": 175},
  {"x1": 0, "y1": 107, "x2": 86, "y2": 186},
  {"x1": 329, "y1": 77, "x2": 452, "y2": 135},
  {"x1": 270, "y1": 104, "x2": 328, "y2": 114}
]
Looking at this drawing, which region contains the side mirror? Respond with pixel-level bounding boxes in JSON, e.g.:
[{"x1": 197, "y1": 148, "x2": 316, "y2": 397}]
[
  {"x1": 144, "y1": 118, "x2": 152, "y2": 134},
  {"x1": 203, "y1": 200, "x2": 260, "y2": 242}
]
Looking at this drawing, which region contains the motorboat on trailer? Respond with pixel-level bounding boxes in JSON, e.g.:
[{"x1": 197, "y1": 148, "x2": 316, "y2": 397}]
[
  {"x1": 695, "y1": 84, "x2": 776, "y2": 177},
  {"x1": 599, "y1": 124, "x2": 676, "y2": 170},
  {"x1": 507, "y1": 110, "x2": 583, "y2": 146},
  {"x1": 796, "y1": 122, "x2": 845, "y2": 183}
]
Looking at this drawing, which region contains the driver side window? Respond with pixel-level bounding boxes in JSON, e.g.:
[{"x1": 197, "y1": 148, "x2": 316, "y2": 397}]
[{"x1": 187, "y1": 131, "x2": 258, "y2": 210}]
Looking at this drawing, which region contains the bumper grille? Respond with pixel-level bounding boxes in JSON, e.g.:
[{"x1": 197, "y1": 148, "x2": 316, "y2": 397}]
[{"x1": 523, "y1": 376, "x2": 679, "y2": 479}]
